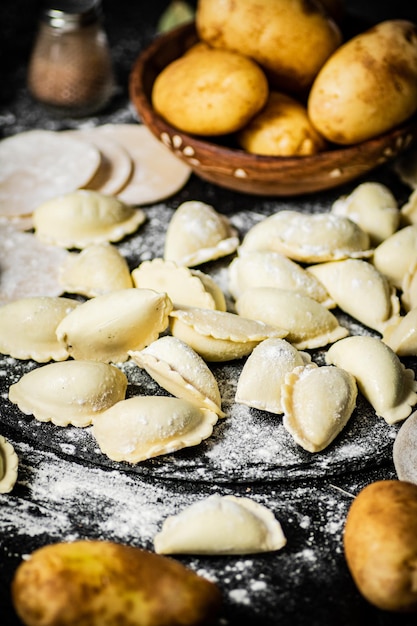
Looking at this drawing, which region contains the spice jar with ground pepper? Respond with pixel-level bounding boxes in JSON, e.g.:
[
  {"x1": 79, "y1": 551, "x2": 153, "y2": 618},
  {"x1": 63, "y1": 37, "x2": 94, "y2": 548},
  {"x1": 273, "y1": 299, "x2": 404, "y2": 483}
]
[{"x1": 27, "y1": 0, "x2": 116, "y2": 117}]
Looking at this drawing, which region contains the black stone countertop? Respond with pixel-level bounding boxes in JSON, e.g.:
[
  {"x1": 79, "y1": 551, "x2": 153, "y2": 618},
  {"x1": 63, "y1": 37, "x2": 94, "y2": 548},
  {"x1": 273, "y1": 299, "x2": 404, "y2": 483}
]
[{"x1": 2, "y1": 2, "x2": 417, "y2": 625}]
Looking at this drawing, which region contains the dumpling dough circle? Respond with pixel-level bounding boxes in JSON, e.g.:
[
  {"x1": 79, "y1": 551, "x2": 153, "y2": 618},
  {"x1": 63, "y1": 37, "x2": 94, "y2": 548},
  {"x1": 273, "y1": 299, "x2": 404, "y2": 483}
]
[
  {"x1": 0, "y1": 129, "x2": 100, "y2": 217},
  {"x1": 94, "y1": 123, "x2": 192, "y2": 206}
]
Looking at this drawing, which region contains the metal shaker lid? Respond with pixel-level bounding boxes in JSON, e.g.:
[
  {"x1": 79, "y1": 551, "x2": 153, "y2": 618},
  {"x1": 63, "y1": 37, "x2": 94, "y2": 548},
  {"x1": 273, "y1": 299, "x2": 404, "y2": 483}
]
[{"x1": 40, "y1": 0, "x2": 102, "y2": 28}]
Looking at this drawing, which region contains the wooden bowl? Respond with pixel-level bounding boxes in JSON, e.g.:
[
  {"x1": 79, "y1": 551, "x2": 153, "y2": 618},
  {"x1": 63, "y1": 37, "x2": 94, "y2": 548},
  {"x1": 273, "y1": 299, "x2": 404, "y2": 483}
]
[{"x1": 129, "y1": 21, "x2": 417, "y2": 197}]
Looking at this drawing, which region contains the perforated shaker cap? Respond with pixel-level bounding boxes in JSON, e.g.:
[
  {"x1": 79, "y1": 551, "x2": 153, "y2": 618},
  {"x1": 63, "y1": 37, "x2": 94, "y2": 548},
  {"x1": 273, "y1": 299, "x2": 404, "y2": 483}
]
[{"x1": 40, "y1": 0, "x2": 102, "y2": 28}]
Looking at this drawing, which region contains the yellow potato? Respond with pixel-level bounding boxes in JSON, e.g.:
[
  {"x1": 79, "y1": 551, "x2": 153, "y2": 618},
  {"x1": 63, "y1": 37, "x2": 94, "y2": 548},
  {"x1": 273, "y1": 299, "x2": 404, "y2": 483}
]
[
  {"x1": 308, "y1": 20, "x2": 417, "y2": 144},
  {"x1": 236, "y1": 91, "x2": 327, "y2": 156},
  {"x1": 152, "y1": 47, "x2": 268, "y2": 136},
  {"x1": 11, "y1": 540, "x2": 223, "y2": 626},
  {"x1": 344, "y1": 480, "x2": 417, "y2": 612},
  {"x1": 196, "y1": 0, "x2": 342, "y2": 95}
]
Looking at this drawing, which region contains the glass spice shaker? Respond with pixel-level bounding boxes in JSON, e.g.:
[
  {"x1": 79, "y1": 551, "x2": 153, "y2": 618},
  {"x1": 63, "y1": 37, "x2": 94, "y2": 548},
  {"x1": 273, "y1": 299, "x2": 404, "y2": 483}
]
[{"x1": 27, "y1": 0, "x2": 116, "y2": 117}]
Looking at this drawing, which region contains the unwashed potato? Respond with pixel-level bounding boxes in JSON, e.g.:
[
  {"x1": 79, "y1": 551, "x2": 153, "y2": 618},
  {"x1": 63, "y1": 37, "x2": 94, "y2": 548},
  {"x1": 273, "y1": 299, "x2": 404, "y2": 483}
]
[
  {"x1": 236, "y1": 91, "x2": 328, "y2": 156},
  {"x1": 308, "y1": 20, "x2": 417, "y2": 144},
  {"x1": 195, "y1": 0, "x2": 342, "y2": 95},
  {"x1": 344, "y1": 480, "x2": 417, "y2": 612},
  {"x1": 152, "y1": 47, "x2": 269, "y2": 136},
  {"x1": 11, "y1": 540, "x2": 222, "y2": 626}
]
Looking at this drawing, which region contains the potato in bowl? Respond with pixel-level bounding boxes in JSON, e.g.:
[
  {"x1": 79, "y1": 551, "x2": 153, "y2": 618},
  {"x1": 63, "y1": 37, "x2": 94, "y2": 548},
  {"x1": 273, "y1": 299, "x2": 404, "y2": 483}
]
[
  {"x1": 129, "y1": 18, "x2": 417, "y2": 196},
  {"x1": 151, "y1": 46, "x2": 269, "y2": 136},
  {"x1": 236, "y1": 91, "x2": 328, "y2": 157}
]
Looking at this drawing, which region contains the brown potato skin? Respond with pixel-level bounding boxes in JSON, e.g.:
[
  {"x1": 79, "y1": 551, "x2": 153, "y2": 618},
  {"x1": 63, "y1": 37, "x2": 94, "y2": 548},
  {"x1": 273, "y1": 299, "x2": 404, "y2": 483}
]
[
  {"x1": 237, "y1": 91, "x2": 327, "y2": 156},
  {"x1": 308, "y1": 20, "x2": 417, "y2": 144},
  {"x1": 344, "y1": 480, "x2": 417, "y2": 612},
  {"x1": 11, "y1": 540, "x2": 222, "y2": 626},
  {"x1": 152, "y1": 47, "x2": 269, "y2": 136},
  {"x1": 196, "y1": 0, "x2": 342, "y2": 96}
]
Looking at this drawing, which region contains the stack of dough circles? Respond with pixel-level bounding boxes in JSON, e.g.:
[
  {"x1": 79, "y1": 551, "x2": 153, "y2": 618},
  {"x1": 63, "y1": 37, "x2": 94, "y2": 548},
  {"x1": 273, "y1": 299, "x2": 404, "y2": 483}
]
[
  {"x1": 0, "y1": 123, "x2": 193, "y2": 217},
  {"x1": 65, "y1": 128, "x2": 133, "y2": 196},
  {"x1": 94, "y1": 124, "x2": 192, "y2": 206}
]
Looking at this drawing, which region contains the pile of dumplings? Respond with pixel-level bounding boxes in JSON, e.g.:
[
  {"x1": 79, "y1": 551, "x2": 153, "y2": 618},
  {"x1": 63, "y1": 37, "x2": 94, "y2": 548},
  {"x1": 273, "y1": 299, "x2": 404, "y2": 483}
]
[{"x1": 3, "y1": 180, "x2": 417, "y2": 480}]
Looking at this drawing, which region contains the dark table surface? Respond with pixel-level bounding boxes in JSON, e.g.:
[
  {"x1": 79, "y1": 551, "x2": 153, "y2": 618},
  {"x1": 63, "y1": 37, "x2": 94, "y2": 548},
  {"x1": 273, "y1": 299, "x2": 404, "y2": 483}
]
[{"x1": 2, "y1": 2, "x2": 417, "y2": 625}]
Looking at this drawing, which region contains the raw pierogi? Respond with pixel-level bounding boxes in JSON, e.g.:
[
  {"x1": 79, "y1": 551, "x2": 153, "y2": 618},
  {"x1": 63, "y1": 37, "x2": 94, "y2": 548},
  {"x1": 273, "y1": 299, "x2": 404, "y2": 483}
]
[
  {"x1": 56, "y1": 288, "x2": 173, "y2": 363},
  {"x1": 92, "y1": 396, "x2": 219, "y2": 462},
  {"x1": 154, "y1": 494, "x2": 286, "y2": 555},
  {"x1": 326, "y1": 336, "x2": 417, "y2": 424},
  {"x1": 129, "y1": 336, "x2": 225, "y2": 416},
  {"x1": 8, "y1": 360, "x2": 128, "y2": 427},
  {"x1": 164, "y1": 201, "x2": 239, "y2": 267}
]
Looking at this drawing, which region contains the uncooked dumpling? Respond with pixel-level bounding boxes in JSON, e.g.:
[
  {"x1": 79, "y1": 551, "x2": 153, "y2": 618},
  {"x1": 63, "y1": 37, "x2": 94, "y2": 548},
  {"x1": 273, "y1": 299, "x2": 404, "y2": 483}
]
[
  {"x1": 92, "y1": 396, "x2": 218, "y2": 462},
  {"x1": 129, "y1": 336, "x2": 225, "y2": 416},
  {"x1": 132, "y1": 258, "x2": 226, "y2": 310},
  {"x1": 307, "y1": 259, "x2": 401, "y2": 333},
  {"x1": 56, "y1": 288, "x2": 173, "y2": 363},
  {"x1": 235, "y1": 287, "x2": 349, "y2": 349},
  {"x1": 325, "y1": 336, "x2": 417, "y2": 424},
  {"x1": 401, "y1": 259, "x2": 417, "y2": 312},
  {"x1": 164, "y1": 201, "x2": 239, "y2": 267},
  {"x1": 9, "y1": 361, "x2": 128, "y2": 427},
  {"x1": 169, "y1": 306, "x2": 287, "y2": 361},
  {"x1": 228, "y1": 250, "x2": 333, "y2": 307},
  {"x1": 239, "y1": 210, "x2": 372, "y2": 262},
  {"x1": 154, "y1": 494, "x2": 287, "y2": 555},
  {"x1": 372, "y1": 224, "x2": 417, "y2": 289},
  {"x1": 33, "y1": 189, "x2": 146, "y2": 249},
  {"x1": 331, "y1": 182, "x2": 399, "y2": 245},
  {"x1": 235, "y1": 338, "x2": 311, "y2": 414},
  {"x1": 0, "y1": 296, "x2": 80, "y2": 362},
  {"x1": 282, "y1": 363, "x2": 357, "y2": 453},
  {"x1": 382, "y1": 309, "x2": 417, "y2": 357},
  {"x1": 400, "y1": 188, "x2": 417, "y2": 225},
  {"x1": 0, "y1": 435, "x2": 18, "y2": 494},
  {"x1": 60, "y1": 243, "x2": 133, "y2": 297}
]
